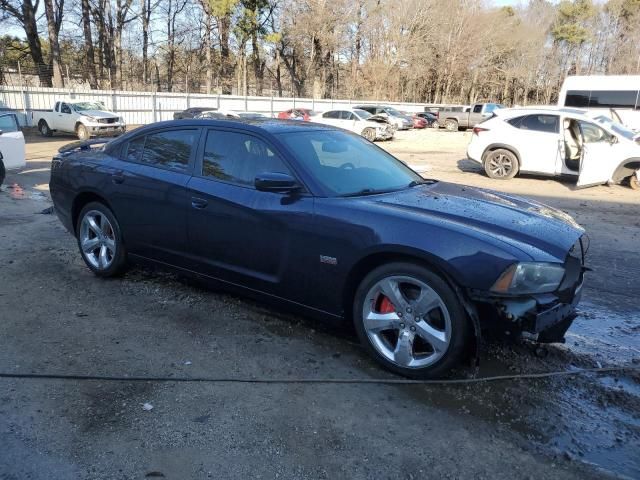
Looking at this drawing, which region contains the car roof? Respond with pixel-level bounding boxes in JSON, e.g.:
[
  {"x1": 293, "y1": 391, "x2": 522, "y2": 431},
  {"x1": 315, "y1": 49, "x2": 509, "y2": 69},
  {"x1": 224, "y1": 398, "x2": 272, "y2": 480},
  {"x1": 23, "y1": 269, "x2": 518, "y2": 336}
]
[
  {"x1": 127, "y1": 118, "x2": 335, "y2": 136},
  {"x1": 494, "y1": 106, "x2": 589, "y2": 118}
]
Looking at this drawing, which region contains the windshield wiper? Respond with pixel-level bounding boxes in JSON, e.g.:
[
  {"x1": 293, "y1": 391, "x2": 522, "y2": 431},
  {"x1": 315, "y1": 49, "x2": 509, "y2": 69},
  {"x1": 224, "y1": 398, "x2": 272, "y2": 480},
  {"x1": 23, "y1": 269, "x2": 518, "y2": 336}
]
[
  {"x1": 407, "y1": 179, "x2": 437, "y2": 188},
  {"x1": 339, "y1": 188, "x2": 397, "y2": 197}
]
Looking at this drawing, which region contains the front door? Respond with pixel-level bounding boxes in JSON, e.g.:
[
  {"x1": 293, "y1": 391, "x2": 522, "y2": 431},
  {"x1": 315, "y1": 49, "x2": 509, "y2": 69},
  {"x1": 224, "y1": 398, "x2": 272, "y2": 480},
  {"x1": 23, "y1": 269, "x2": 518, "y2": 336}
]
[
  {"x1": 58, "y1": 103, "x2": 76, "y2": 132},
  {"x1": 576, "y1": 121, "x2": 619, "y2": 188},
  {"x1": 186, "y1": 128, "x2": 316, "y2": 301},
  {"x1": 0, "y1": 113, "x2": 26, "y2": 170}
]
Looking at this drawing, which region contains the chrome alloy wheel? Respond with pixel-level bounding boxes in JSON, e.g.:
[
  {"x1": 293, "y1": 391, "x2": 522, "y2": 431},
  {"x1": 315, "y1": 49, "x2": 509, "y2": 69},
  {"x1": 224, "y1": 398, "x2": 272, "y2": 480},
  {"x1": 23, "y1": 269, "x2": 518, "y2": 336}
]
[
  {"x1": 79, "y1": 210, "x2": 116, "y2": 270},
  {"x1": 362, "y1": 276, "x2": 452, "y2": 368},
  {"x1": 488, "y1": 152, "x2": 514, "y2": 177}
]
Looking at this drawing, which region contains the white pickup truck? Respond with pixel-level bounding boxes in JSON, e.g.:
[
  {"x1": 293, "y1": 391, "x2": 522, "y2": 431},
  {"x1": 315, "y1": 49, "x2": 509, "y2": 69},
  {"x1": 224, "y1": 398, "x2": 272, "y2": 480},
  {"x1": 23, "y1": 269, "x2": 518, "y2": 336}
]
[{"x1": 33, "y1": 101, "x2": 126, "y2": 140}]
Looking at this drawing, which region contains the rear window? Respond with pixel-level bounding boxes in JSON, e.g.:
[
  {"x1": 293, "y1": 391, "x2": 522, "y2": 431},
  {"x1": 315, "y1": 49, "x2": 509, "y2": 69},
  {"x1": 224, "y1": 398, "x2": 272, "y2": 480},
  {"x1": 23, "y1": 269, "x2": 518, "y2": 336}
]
[
  {"x1": 588, "y1": 90, "x2": 638, "y2": 109},
  {"x1": 565, "y1": 90, "x2": 590, "y2": 108},
  {"x1": 124, "y1": 129, "x2": 197, "y2": 171},
  {"x1": 507, "y1": 114, "x2": 559, "y2": 133}
]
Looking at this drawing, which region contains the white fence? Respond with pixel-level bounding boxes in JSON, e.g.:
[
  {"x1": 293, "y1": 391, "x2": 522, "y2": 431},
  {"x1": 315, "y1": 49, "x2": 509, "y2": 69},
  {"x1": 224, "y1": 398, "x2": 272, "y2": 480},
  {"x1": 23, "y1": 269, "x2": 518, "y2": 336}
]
[{"x1": 0, "y1": 86, "x2": 429, "y2": 127}]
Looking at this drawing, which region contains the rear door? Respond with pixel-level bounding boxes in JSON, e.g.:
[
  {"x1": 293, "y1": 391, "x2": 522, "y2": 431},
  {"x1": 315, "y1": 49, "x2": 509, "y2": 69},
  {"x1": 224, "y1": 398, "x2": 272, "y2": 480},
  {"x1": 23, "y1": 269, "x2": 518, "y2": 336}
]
[
  {"x1": 506, "y1": 114, "x2": 561, "y2": 174},
  {"x1": 186, "y1": 128, "x2": 316, "y2": 301},
  {"x1": 110, "y1": 127, "x2": 200, "y2": 263},
  {"x1": 576, "y1": 121, "x2": 619, "y2": 187},
  {"x1": 0, "y1": 113, "x2": 26, "y2": 170}
]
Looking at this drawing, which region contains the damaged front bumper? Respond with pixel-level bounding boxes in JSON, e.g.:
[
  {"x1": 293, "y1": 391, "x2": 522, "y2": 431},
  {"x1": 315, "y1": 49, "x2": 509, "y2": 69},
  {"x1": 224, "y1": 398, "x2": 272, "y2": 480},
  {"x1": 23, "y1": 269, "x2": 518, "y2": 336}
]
[{"x1": 469, "y1": 244, "x2": 586, "y2": 343}]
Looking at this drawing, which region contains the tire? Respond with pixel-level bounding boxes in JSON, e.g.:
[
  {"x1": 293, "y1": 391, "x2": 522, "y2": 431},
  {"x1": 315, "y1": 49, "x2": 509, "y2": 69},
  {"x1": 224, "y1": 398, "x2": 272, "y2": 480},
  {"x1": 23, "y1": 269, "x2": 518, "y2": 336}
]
[
  {"x1": 483, "y1": 148, "x2": 519, "y2": 180},
  {"x1": 628, "y1": 174, "x2": 639, "y2": 191},
  {"x1": 76, "y1": 202, "x2": 127, "y2": 277},
  {"x1": 0, "y1": 159, "x2": 5, "y2": 187},
  {"x1": 38, "y1": 120, "x2": 53, "y2": 137},
  {"x1": 353, "y1": 262, "x2": 471, "y2": 379},
  {"x1": 444, "y1": 119, "x2": 458, "y2": 132},
  {"x1": 76, "y1": 124, "x2": 90, "y2": 141},
  {"x1": 362, "y1": 127, "x2": 376, "y2": 142},
  {"x1": 431, "y1": 121, "x2": 440, "y2": 129}
]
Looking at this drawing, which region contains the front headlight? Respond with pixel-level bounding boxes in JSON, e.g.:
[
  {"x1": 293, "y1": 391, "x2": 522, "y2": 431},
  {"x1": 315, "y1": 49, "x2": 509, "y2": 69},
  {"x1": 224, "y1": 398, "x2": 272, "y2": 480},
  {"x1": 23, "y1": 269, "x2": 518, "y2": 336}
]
[{"x1": 491, "y1": 262, "x2": 565, "y2": 294}]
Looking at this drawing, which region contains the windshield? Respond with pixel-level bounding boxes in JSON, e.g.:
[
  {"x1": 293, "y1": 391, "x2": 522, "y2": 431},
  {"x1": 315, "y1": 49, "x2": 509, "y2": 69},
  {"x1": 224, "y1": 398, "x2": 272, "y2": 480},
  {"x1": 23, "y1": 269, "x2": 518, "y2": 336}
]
[
  {"x1": 484, "y1": 104, "x2": 504, "y2": 114},
  {"x1": 593, "y1": 115, "x2": 637, "y2": 140},
  {"x1": 384, "y1": 107, "x2": 402, "y2": 116},
  {"x1": 353, "y1": 109, "x2": 372, "y2": 119},
  {"x1": 278, "y1": 130, "x2": 424, "y2": 196},
  {"x1": 73, "y1": 102, "x2": 108, "y2": 112}
]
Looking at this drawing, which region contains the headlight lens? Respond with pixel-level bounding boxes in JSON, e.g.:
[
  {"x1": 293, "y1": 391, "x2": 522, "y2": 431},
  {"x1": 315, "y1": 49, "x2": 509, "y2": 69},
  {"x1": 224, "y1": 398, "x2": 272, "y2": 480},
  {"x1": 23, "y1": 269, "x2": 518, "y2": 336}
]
[
  {"x1": 84, "y1": 115, "x2": 97, "y2": 122},
  {"x1": 491, "y1": 262, "x2": 565, "y2": 294}
]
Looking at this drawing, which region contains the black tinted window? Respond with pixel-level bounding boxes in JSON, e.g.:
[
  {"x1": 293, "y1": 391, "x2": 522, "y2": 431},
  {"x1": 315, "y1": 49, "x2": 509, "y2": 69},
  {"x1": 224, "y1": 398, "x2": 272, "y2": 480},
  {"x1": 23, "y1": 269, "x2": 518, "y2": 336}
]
[
  {"x1": 588, "y1": 90, "x2": 638, "y2": 109},
  {"x1": 125, "y1": 136, "x2": 145, "y2": 162},
  {"x1": 61, "y1": 103, "x2": 71, "y2": 114},
  {"x1": 139, "y1": 129, "x2": 197, "y2": 171},
  {"x1": 202, "y1": 130, "x2": 291, "y2": 186},
  {"x1": 565, "y1": 90, "x2": 590, "y2": 107},
  {"x1": 323, "y1": 111, "x2": 339, "y2": 119},
  {"x1": 519, "y1": 114, "x2": 559, "y2": 133},
  {"x1": 340, "y1": 111, "x2": 355, "y2": 120},
  {"x1": 473, "y1": 104, "x2": 482, "y2": 113}
]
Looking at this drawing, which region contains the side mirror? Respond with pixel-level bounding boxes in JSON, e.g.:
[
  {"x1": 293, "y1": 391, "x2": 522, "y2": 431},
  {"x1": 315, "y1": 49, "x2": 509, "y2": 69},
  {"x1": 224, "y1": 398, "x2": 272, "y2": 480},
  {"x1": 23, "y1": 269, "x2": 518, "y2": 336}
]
[
  {"x1": 609, "y1": 135, "x2": 618, "y2": 145},
  {"x1": 255, "y1": 172, "x2": 300, "y2": 193}
]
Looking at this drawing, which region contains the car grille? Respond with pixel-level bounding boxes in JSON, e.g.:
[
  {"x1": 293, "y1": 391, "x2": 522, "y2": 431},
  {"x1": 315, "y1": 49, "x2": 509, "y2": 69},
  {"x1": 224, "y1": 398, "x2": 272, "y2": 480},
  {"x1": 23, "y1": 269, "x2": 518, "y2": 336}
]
[{"x1": 98, "y1": 117, "x2": 118, "y2": 124}]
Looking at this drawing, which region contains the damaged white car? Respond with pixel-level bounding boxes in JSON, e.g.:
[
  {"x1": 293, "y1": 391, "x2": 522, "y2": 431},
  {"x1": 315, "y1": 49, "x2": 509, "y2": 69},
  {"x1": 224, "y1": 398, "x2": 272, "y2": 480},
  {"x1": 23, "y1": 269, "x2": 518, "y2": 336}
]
[
  {"x1": 311, "y1": 108, "x2": 395, "y2": 142},
  {"x1": 467, "y1": 107, "x2": 640, "y2": 190}
]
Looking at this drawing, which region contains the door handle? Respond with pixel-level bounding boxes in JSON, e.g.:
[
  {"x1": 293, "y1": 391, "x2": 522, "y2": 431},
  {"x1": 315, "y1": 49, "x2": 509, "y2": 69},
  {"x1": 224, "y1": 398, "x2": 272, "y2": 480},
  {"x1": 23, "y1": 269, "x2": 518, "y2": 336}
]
[
  {"x1": 112, "y1": 172, "x2": 125, "y2": 184},
  {"x1": 191, "y1": 197, "x2": 208, "y2": 209}
]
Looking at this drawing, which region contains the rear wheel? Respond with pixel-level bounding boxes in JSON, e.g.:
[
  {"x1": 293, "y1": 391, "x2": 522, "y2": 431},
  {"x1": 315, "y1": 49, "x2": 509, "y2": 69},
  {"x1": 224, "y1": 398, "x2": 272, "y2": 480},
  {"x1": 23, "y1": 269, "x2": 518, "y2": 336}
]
[
  {"x1": 76, "y1": 202, "x2": 127, "y2": 277},
  {"x1": 431, "y1": 121, "x2": 440, "y2": 129},
  {"x1": 362, "y1": 127, "x2": 376, "y2": 142},
  {"x1": 76, "y1": 124, "x2": 89, "y2": 141},
  {"x1": 444, "y1": 119, "x2": 458, "y2": 132},
  {"x1": 38, "y1": 120, "x2": 53, "y2": 137},
  {"x1": 353, "y1": 262, "x2": 470, "y2": 378},
  {"x1": 484, "y1": 148, "x2": 519, "y2": 180}
]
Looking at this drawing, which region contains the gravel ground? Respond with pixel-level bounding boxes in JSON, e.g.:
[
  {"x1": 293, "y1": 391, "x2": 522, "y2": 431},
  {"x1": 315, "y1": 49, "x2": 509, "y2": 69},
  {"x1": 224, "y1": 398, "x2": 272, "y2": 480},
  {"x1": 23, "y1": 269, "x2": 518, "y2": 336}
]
[{"x1": 0, "y1": 128, "x2": 638, "y2": 479}]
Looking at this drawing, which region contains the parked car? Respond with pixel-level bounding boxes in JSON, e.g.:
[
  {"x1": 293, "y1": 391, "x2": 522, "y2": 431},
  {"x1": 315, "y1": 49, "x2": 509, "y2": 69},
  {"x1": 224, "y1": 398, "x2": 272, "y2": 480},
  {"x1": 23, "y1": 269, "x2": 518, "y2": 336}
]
[
  {"x1": 353, "y1": 105, "x2": 413, "y2": 130},
  {"x1": 174, "y1": 107, "x2": 218, "y2": 120},
  {"x1": 0, "y1": 112, "x2": 26, "y2": 186},
  {"x1": 311, "y1": 108, "x2": 394, "y2": 141},
  {"x1": 50, "y1": 118, "x2": 587, "y2": 378},
  {"x1": 467, "y1": 107, "x2": 640, "y2": 189},
  {"x1": 415, "y1": 111, "x2": 440, "y2": 128},
  {"x1": 439, "y1": 103, "x2": 503, "y2": 131},
  {"x1": 33, "y1": 101, "x2": 126, "y2": 140},
  {"x1": 194, "y1": 111, "x2": 231, "y2": 120},
  {"x1": 278, "y1": 108, "x2": 313, "y2": 121},
  {"x1": 411, "y1": 115, "x2": 427, "y2": 129}
]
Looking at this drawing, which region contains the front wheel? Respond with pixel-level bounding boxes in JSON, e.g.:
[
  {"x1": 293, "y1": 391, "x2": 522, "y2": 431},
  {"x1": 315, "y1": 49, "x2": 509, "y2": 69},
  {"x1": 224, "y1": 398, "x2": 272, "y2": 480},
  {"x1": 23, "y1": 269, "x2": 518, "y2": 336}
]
[
  {"x1": 362, "y1": 127, "x2": 376, "y2": 142},
  {"x1": 483, "y1": 149, "x2": 519, "y2": 180},
  {"x1": 76, "y1": 124, "x2": 90, "y2": 141},
  {"x1": 353, "y1": 262, "x2": 470, "y2": 378},
  {"x1": 629, "y1": 173, "x2": 639, "y2": 190},
  {"x1": 76, "y1": 202, "x2": 127, "y2": 277}
]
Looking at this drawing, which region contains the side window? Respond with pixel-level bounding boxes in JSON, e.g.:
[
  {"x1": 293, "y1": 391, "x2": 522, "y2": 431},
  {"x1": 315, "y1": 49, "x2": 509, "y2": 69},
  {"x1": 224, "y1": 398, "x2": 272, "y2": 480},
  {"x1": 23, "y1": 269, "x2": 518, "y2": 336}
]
[
  {"x1": 588, "y1": 90, "x2": 637, "y2": 109},
  {"x1": 55, "y1": 101, "x2": 60, "y2": 112},
  {"x1": 139, "y1": 129, "x2": 197, "y2": 171},
  {"x1": 578, "y1": 122, "x2": 612, "y2": 144},
  {"x1": 0, "y1": 114, "x2": 19, "y2": 133},
  {"x1": 473, "y1": 104, "x2": 482, "y2": 113},
  {"x1": 124, "y1": 136, "x2": 145, "y2": 162},
  {"x1": 202, "y1": 130, "x2": 291, "y2": 186},
  {"x1": 339, "y1": 111, "x2": 354, "y2": 120},
  {"x1": 518, "y1": 115, "x2": 559, "y2": 133},
  {"x1": 323, "y1": 111, "x2": 339, "y2": 119},
  {"x1": 506, "y1": 116, "x2": 524, "y2": 128},
  {"x1": 61, "y1": 103, "x2": 72, "y2": 114},
  {"x1": 565, "y1": 90, "x2": 590, "y2": 108}
]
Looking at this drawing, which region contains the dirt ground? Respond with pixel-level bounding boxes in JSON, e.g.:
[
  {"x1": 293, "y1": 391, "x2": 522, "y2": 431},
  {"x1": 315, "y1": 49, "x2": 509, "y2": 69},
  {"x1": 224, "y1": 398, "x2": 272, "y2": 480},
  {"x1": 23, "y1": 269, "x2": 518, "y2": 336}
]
[{"x1": 1, "y1": 128, "x2": 639, "y2": 479}]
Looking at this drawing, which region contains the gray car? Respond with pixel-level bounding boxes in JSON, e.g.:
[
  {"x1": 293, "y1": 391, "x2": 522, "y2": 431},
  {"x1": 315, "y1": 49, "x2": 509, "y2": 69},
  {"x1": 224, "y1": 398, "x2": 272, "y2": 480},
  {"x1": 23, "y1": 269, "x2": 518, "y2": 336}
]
[{"x1": 354, "y1": 105, "x2": 413, "y2": 130}]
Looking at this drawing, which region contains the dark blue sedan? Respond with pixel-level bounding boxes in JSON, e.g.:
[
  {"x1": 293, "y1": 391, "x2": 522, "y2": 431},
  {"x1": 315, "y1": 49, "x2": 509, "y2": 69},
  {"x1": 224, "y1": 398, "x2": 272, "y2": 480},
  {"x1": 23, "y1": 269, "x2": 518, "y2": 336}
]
[{"x1": 49, "y1": 119, "x2": 586, "y2": 378}]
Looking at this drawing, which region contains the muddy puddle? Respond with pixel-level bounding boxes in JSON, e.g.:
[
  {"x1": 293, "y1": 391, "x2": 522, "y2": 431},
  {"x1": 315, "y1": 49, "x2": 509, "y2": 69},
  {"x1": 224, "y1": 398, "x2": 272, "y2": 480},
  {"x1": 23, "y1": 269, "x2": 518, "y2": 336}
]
[{"x1": 2, "y1": 183, "x2": 49, "y2": 201}]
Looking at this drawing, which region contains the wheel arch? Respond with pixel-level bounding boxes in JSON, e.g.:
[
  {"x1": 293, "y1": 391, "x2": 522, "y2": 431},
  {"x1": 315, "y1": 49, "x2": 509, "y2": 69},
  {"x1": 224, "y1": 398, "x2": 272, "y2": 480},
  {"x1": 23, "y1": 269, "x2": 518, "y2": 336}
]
[
  {"x1": 481, "y1": 143, "x2": 521, "y2": 164},
  {"x1": 71, "y1": 191, "x2": 114, "y2": 235},
  {"x1": 611, "y1": 157, "x2": 640, "y2": 184}
]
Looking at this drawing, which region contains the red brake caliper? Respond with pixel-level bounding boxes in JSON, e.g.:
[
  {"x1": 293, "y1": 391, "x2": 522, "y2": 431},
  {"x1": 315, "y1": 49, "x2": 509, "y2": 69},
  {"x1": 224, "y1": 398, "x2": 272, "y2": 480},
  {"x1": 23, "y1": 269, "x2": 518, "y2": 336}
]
[{"x1": 377, "y1": 295, "x2": 396, "y2": 314}]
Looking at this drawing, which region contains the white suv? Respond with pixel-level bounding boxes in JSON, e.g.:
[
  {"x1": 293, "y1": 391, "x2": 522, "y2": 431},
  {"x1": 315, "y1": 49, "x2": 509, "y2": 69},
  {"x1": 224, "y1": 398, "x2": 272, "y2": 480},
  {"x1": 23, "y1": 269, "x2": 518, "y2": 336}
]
[
  {"x1": 0, "y1": 113, "x2": 26, "y2": 186},
  {"x1": 467, "y1": 107, "x2": 640, "y2": 189}
]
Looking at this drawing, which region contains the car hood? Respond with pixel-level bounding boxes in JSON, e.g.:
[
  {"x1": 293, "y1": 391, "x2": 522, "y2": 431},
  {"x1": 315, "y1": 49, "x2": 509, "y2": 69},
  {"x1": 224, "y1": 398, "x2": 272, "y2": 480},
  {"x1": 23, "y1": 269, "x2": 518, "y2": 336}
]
[
  {"x1": 77, "y1": 110, "x2": 119, "y2": 119},
  {"x1": 367, "y1": 115, "x2": 390, "y2": 124},
  {"x1": 369, "y1": 182, "x2": 584, "y2": 261}
]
